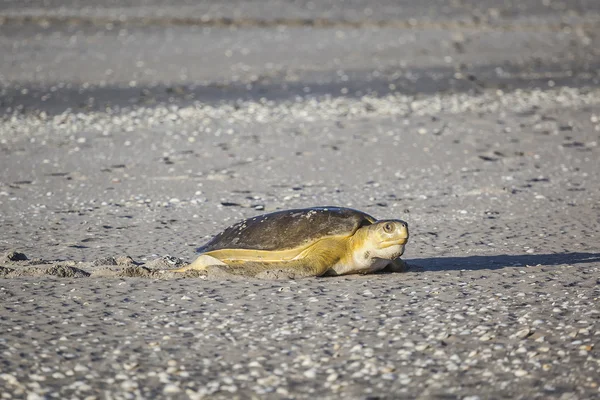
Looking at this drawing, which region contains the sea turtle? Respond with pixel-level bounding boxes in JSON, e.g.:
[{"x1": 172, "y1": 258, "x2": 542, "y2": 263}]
[{"x1": 173, "y1": 206, "x2": 409, "y2": 278}]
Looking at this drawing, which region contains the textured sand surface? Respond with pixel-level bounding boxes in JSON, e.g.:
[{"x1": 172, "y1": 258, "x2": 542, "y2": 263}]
[
  {"x1": 1, "y1": 267, "x2": 599, "y2": 399},
  {"x1": 1, "y1": 0, "x2": 599, "y2": 398}
]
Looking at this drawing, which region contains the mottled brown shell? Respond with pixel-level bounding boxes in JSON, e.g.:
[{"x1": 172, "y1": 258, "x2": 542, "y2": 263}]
[{"x1": 198, "y1": 207, "x2": 377, "y2": 253}]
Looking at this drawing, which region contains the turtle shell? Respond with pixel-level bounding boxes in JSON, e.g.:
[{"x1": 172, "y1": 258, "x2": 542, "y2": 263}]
[{"x1": 198, "y1": 206, "x2": 377, "y2": 253}]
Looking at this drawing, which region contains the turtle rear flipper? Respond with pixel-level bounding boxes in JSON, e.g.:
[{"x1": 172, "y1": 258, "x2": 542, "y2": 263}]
[{"x1": 171, "y1": 254, "x2": 226, "y2": 273}]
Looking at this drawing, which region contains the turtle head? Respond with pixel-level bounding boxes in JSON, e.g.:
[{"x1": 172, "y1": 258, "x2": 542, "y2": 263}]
[
  {"x1": 328, "y1": 218, "x2": 409, "y2": 276},
  {"x1": 360, "y1": 219, "x2": 409, "y2": 260}
]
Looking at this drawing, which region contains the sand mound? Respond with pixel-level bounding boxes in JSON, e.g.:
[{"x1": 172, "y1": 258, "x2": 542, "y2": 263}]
[{"x1": 0, "y1": 250, "x2": 202, "y2": 280}]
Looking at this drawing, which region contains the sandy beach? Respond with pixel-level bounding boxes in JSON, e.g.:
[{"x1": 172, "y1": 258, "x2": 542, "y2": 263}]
[{"x1": 1, "y1": 1, "x2": 599, "y2": 398}]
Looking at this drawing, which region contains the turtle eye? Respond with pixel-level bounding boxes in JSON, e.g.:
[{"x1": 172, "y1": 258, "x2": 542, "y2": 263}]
[{"x1": 383, "y1": 222, "x2": 394, "y2": 233}]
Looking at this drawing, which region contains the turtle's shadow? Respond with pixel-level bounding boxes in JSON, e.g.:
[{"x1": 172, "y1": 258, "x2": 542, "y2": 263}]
[{"x1": 407, "y1": 252, "x2": 600, "y2": 272}]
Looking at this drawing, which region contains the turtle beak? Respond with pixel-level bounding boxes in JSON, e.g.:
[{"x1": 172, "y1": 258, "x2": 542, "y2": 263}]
[
  {"x1": 381, "y1": 237, "x2": 407, "y2": 248},
  {"x1": 398, "y1": 222, "x2": 409, "y2": 243}
]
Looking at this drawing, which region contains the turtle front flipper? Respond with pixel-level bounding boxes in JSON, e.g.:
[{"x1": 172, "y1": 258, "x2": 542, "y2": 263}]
[{"x1": 382, "y1": 258, "x2": 408, "y2": 273}]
